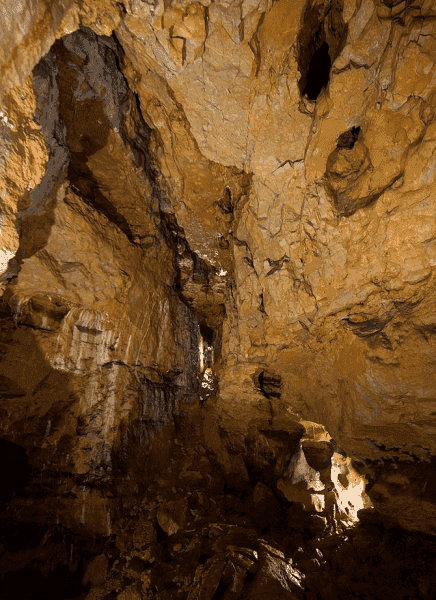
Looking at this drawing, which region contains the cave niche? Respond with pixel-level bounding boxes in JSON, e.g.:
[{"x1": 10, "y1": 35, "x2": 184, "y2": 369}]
[{"x1": 297, "y1": 0, "x2": 348, "y2": 100}]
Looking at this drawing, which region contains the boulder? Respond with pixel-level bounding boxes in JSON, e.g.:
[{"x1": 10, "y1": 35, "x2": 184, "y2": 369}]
[
  {"x1": 243, "y1": 542, "x2": 304, "y2": 600},
  {"x1": 302, "y1": 441, "x2": 334, "y2": 472},
  {"x1": 82, "y1": 554, "x2": 109, "y2": 587}
]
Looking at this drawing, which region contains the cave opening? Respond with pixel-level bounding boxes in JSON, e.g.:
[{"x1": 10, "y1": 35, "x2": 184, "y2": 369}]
[
  {"x1": 302, "y1": 41, "x2": 331, "y2": 101},
  {"x1": 297, "y1": 0, "x2": 348, "y2": 101}
]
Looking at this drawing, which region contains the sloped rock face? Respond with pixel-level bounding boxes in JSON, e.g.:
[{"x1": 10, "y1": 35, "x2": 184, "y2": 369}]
[
  {"x1": 0, "y1": 27, "x2": 202, "y2": 495},
  {"x1": 1, "y1": 0, "x2": 436, "y2": 596}
]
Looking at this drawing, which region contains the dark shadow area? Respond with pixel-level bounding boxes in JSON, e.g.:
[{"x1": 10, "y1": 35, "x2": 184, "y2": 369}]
[
  {"x1": 0, "y1": 309, "x2": 114, "y2": 599},
  {"x1": 0, "y1": 561, "x2": 88, "y2": 600},
  {"x1": 211, "y1": 578, "x2": 231, "y2": 599},
  {"x1": 253, "y1": 368, "x2": 282, "y2": 399},
  {"x1": 0, "y1": 439, "x2": 32, "y2": 503},
  {"x1": 297, "y1": 0, "x2": 348, "y2": 101},
  {"x1": 0, "y1": 521, "x2": 109, "y2": 600},
  {"x1": 303, "y1": 41, "x2": 331, "y2": 100},
  {"x1": 337, "y1": 125, "x2": 361, "y2": 149}
]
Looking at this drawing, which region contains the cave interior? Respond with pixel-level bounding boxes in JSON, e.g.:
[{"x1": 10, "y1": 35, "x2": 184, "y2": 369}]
[{"x1": 1, "y1": 0, "x2": 436, "y2": 599}]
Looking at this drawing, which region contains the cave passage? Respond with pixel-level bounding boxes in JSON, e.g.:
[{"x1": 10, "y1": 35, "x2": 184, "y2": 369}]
[{"x1": 199, "y1": 322, "x2": 215, "y2": 398}]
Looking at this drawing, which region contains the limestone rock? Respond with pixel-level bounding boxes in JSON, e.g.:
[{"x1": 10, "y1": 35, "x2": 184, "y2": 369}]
[
  {"x1": 157, "y1": 498, "x2": 190, "y2": 536},
  {"x1": 2, "y1": 0, "x2": 436, "y2": 553},
  {"x1": 82, "y1": 554, "x2": 109, "y2": 587},
  {"x1": 247, "y1": 482, "x2": 281, "y2": 529},
  {"x1": 243, "y1": 542, "x2": 304, "y2": 600}
]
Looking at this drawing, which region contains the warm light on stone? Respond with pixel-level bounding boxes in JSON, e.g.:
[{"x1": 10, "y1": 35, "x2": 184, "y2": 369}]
[
  {"x1": 1, "y1": 0, "x2": 436, "y2": 597},
  {"x1": 331, "y1": 452, "x2": 372, "y2": 524}
]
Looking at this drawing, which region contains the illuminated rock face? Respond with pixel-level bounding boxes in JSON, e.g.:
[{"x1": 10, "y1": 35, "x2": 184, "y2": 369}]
[{"x1": 1, "y1": 0, "x2": 436, "y2": 550}]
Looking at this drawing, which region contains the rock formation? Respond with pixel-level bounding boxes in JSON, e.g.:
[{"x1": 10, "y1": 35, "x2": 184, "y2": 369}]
[{"x1": 1, "y1": 0, "x2": 436, "y2": 598}]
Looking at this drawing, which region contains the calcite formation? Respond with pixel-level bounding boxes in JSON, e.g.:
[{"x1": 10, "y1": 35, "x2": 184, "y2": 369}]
[{"x1": 1, "y1": 0, "x2": 436, "y2": 598}]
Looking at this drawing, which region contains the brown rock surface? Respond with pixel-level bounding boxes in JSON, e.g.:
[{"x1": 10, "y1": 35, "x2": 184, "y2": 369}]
[{"x1": 1, "y1": 0, "x2": 436, "y2": 597}]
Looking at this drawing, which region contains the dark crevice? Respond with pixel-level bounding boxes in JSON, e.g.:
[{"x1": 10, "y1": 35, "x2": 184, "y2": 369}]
[
  {"x1": 381, "y1": 0, "x2": 413, "y2": 6},
  {"x1": 249, "y1": 12, "x2": 265, "y2": 77},
  {"x1": 116, "y1": 2, "x2": 127, "y2": 14},
  {"x1": 266, "y1": 255, "x2": 289, "y2": 277},
  {"x1": 211, "y1": 578, "x2": 231, "y2": 599},
  {"x1": 192, "y1": 254, "x2": 210, "y2": 286},
  {"x1": 303, "y1": 41, "x2": 331, "y2": 100},
  {"x1": 297, "y1": 0, "x2": 348, "y2": 101},
  {"x1": 259, "y1": 293, "x2": 266, "y2": 314},
  {"x1": 244, "y1": 570, "x2": 256, "y2": 587},
  {"x1": 254, "y1": 369, "x2": 282, "y2": 399},
  {"x1": 336, "y1": 126, "x2": 361, "y2": 149}
]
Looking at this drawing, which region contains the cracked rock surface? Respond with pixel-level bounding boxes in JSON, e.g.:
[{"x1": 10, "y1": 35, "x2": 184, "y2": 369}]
[{"x1": 1, "y1": 0, "x2": 436, "y2": 597}]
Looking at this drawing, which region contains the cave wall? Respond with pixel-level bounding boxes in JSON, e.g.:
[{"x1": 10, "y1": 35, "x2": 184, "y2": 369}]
[
  {"x1": 0, "y1": 26, "x2": 208, "y2": 537},
  {"x1": 1, "y1": 0, "x2": 436, "y2": 537}
]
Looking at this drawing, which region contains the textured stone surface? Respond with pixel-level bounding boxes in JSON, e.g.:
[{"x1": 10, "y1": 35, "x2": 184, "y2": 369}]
[
  {"x1": 157, "y1": 498, "x2": 190, "y2": 535},
  {"x1": 1, "y1": 1, "x2": 436, "y2": 597}
]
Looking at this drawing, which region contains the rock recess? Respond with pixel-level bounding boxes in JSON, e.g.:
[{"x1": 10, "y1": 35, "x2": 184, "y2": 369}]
[{"x1": 1, "y1": 0, "x2": 436, "y2": 598}]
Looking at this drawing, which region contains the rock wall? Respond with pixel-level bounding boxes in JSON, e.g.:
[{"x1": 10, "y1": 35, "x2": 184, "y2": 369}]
[
  {"x1": 0, "y1": 26, "x2": 208, "y2": 536},
  {"x1": 1, "y1": 0, "x2": 436, "y2": 569}
]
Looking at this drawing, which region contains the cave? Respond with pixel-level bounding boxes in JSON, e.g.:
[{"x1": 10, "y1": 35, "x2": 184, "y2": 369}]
[
  {"x1": 302, "y1": 41, "x2": 332, "y2": 101},
  {"x1": 1, "y1": 1, "x2": 436, "y2": 599},
  {"x1": 297, "y1": 0, "x2": 348, "y2": 101}
]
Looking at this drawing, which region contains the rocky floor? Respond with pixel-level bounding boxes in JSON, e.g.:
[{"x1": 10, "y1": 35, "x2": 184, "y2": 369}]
[
  {"x1": 76, "y1": 498, "x2": 436, "y2": 600},
  {"x1": 1, "y1": 430, "x2": 435, "y2": 600}
]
